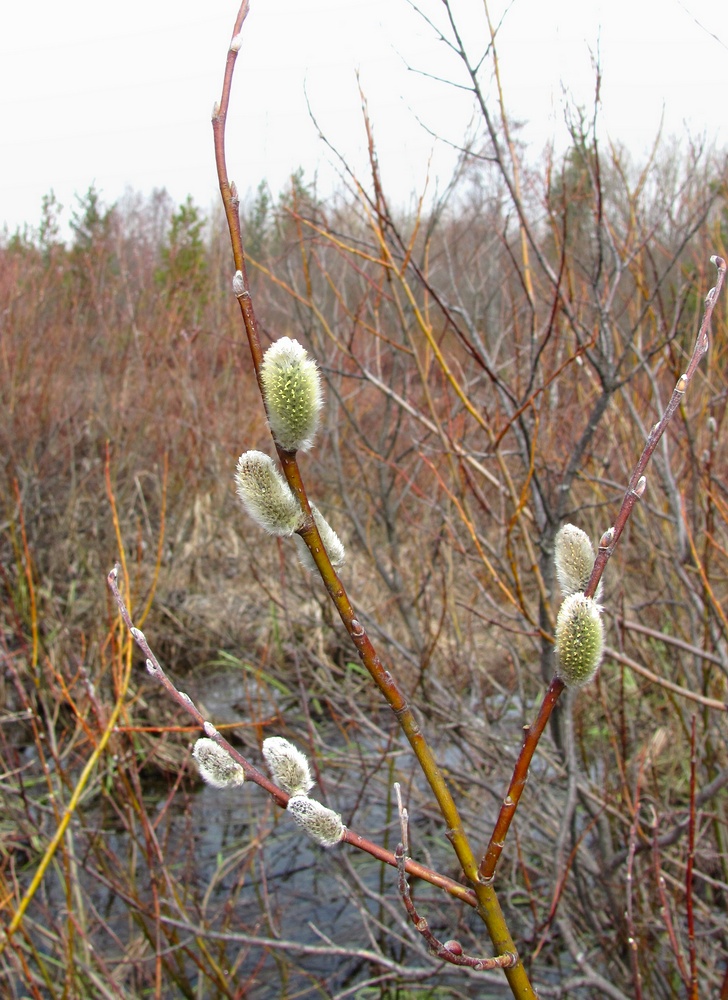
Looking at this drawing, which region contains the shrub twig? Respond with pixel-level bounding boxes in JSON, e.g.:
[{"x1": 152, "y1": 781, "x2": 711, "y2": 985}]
[
  {"x1": 208, "y1": 4, "x2": 537, "y2": 995},
  {"x1": 479, "y1": 254, "x2": 726, "y2": 886},
  {"x1": 393, "y1": 784, "x2": 517, "y2": 972}
]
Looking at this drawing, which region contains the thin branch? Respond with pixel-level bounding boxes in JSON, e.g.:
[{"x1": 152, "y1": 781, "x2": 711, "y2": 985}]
[
  {"x1": 208, "y1": 7, "x2": 538, "y2": 996},
  {"x1": 604, "y1": 645, "x2": 727, "y2": 712},
  {"x1": 479, "y1": 256, "x2": 726, "y2": 885},
  {"x1": 586, "y1": 256, "x2": 726, "y2": 599},
  {"x1": 394, "y1": 786, "x2": 517, "y2": 972}
]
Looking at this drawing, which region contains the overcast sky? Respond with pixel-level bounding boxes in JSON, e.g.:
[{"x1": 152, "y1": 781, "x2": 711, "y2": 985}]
[{"x1": 1, "y1": 0, "x2": 726, "y2": 239}]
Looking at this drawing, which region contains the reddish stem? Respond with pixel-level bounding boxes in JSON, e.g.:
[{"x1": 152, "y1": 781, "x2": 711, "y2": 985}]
[
  {"x1": 479, "y1": 676, "x2": 565, "y2": 882},
  {"x1": 686, "y1": 716, "x2": 698, "y2": 1000}
]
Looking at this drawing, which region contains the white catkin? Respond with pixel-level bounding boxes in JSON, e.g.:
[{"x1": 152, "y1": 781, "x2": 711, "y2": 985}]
[
  {"x1": 293, "y1": 505, "x2": 345, "y2": 572},
  {"x1": 286, "y1": 794, "x2": 345, "y2": 847},
  {"x1": 193, "y1": 738, "x2": 246, "y2": 789},
  {"x1": 554, "y1": 524, "x2": 602, "y2": 601},
  {"x1": 262, "y1": 737, "x2": 314, "y2": 796},
  {"x1": 235, "y1": 451, "x2": 305, "y2": 537}
]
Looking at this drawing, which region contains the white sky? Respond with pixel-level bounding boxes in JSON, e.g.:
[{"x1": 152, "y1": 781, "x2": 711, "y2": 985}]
[{"x1": 1, "y1": 0, "x2": 726, "y2": 238}]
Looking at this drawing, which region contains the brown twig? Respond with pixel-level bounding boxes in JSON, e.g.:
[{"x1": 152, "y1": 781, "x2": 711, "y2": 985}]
[
  {"x1": 393, "y1": 786, "x2": 516, "y2": 972},
  {"x1": 651, "y1": 814, "x2": 690, "y2": 991},
  {"x1": 686, "y1": 715, "x2": 699, "y2": 1000},
  {"x1": 479, "y1": 675, "x2": 565, "y2": 882},
  {"x1": 585, "y1": 255, "x2": 726, "y2": 600},
  {"x1": 625, "y1": 751, "x2": 647, "y2": 1000},
  {"x1": 604, "y1": 645, "x2": 727, "y2": 712}
]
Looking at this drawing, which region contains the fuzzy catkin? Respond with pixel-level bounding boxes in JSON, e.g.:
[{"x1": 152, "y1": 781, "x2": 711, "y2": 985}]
[
  {"x1": 235, "y1": 451, "x2": 304, "y2": 536},
  {"x1": 260, "y1": 337, "x2": 323, "y2": 452},
  {"x1": 294, "y1": 504, "x2": 345, "y2": 572},
  {"x1": 286, "y1": 794, "x2": 345, "y2": 847},
  {"x1": 554, "y1": 524, "x2": 600, "y2": 599},
  {"x1": 262, "y1": 737, "x2": 315, "y2": 796},
  {"x1": 554, "y1": 593, "x2": 604, "y2": 688},
  {"x1": 193, "y1": 738, "x2": 246, "y2": 789}
]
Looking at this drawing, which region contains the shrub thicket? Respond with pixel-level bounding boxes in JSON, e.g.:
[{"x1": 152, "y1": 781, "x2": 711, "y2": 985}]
[{"x1": 1, "y1": 3, "x2": 727, "y2": 996}]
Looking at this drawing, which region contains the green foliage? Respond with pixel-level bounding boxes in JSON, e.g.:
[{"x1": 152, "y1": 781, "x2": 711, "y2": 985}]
[
  {"x1": 244, "y1": 179, "x2": 272, "y2": 259},
  {"x1": 157, "y1": 196, "x2": 207, "y2": 291},
  {"x1": 70, "y1": 182, "x2": 112, "y2": 252},
  {"x1": 37, "y1": 190, "x2": 63, "y2": 260},
  {"x1": 155, "y1": 195, "x2": 209, "y2": 326}
]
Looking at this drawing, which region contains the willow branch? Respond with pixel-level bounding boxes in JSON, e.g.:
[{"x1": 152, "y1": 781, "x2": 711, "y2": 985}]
[
  {"x1": 479, "y1": 255, "x2": 726, "y2": 885},
  {"x1": 209, "y1": 8, "x2": 540, "y2": 996}
]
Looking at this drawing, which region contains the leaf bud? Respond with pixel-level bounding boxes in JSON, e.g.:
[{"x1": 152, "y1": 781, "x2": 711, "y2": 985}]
[
  {"x1": 444, "y1": 940, "x2": 463, "y2": 955},
  {"x1": 192, "y1": 738, "x2": 246, "y2": 789},
  {"x1": 260, "y1": 337, "x2": 323, "y2": 452},
  {"x1": 235, "y1": 451, "x2": 305, "y2": 536},
  {"x1": 599, "y1": 527, "x2": 615, "y2": 550},
  {"x1": 554, "y1": 593, "x2": 605, "y2": 688},
  {"x1": 262, "y1": 736, "x2": 315, "y2": 796}
]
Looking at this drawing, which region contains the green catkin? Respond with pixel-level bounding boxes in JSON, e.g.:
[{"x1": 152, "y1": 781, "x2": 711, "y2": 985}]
[
  {"x1": 554, "y1": 593, "x2": 604, "y2": 688},
  {"x1": 260, "y1": 337, "x2": 323, "y2": 452}
]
